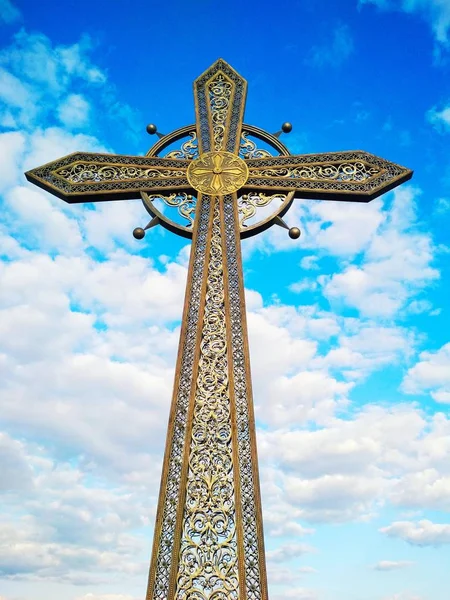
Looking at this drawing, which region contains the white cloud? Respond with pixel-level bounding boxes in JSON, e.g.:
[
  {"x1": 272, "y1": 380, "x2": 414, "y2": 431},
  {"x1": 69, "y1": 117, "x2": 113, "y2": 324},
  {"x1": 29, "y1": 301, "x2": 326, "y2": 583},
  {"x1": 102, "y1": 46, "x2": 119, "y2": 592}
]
[
  {"x1": 58, "y1": 94, "x2": 90, "y2": 128},
  {"x1": 0, "y1": 433, "x2": 33, "y2": 491},
  {"x1": 373, "y1": 560, "x2": 414, "y2": 570},
  {"x1": 434, "y1": 197, "x2": 450, "y2": 213},
  {"x1": 266, "y1": 542, "x2": 316, "y2": 563},
  {"x1": 0, "y1": 131, "x2": 25, "y2": 191},
  {"x1": 258, "y1": 405, "x2": 450, "y2": 523},
  {"x1": 300, "y1": 255, "x2": 320, "y2": 270},
  {"x1": 427, "y1": 104, "x2": 450, "y2": 131},
  {"x1": 271, "y1": 587, "x2": 319, "y2": 600},
  {"x1": 5, "y1": 185, "x2": 84, "y2": 251},
  {"x1": 360, "y1": 0, "x2": 450, "y2": 46},
  {"x1": 402, "y1": 342, "x2": 450, "y2": 403},
  {"x1": 0, "y1": 67, "x2": 35, "y2": 127},
  {"x1": 323, "y1": 186, "x2": 438, "y2": 318},
  {"x1": 380, "y1": 519, "x2": 450, "y2": 546},
  {"x1": 390, "y1": 468, "x2": 450, "y2": 511},
  {"x1": 307, "y1": 23, "x2": 354, "y2": 67}
]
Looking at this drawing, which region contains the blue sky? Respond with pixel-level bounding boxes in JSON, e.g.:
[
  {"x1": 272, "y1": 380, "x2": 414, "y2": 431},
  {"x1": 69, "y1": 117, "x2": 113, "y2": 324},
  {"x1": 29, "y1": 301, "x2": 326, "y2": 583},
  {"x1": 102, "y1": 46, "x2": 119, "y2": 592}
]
[{"x1": 0, "y1": 1, "x2": 450, "y2": 599}]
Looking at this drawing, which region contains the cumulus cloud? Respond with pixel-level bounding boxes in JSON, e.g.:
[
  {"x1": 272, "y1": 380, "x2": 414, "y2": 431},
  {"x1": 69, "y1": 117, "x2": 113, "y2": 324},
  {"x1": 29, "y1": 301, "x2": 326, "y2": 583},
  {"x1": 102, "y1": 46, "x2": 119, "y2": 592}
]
[
  {"x1": 402, "y1": 342, "x2": 450, "y2": 403},
  {"x1": 323, "y1": 186, "x2": 438, "y2": 318},
  {"x1": 380, "y1": 519, "x2": 450, "y2": 546},
  {"x1": 258, "y1": 406, "x2": 450, "y2": 523},
  {"x1": 402, "y1": 343, "x2": 450, "y2": 404}
]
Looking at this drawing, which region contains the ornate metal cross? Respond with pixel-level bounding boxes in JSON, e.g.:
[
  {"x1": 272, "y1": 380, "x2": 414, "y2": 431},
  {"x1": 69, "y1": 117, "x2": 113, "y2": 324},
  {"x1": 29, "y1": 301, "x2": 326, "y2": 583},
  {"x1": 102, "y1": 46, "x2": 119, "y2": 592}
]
[{"x1": 26, "y1": 59, "x2": 412, "y2": 600}]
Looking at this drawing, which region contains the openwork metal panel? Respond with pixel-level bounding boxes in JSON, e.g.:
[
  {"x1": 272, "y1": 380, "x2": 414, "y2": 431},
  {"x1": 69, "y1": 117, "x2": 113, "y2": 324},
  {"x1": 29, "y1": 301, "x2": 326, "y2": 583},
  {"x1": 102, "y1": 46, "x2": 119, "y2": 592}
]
[
  {"x1": 175, "y1": 197, "x2": 240, "y2": 599},
  {"x1": 145, "y1": 195, "x2": 212, "y2": 600},
  {"x1": 25, "y1": 58, "x2": 413, "y2": 600},
  {"x1": 194, "y1": 59, "x2": 247, "y2": 154},
  {"x1": 223, "y1": 193, "x2": 268, "y2": 600}
]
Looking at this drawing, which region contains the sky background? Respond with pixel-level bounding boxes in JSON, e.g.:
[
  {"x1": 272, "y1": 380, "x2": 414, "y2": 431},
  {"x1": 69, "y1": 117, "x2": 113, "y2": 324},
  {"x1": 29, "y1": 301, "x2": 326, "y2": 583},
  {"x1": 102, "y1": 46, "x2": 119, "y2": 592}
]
[{"x1": 1, "y1": 1, "x2": 450, "y2": 599}]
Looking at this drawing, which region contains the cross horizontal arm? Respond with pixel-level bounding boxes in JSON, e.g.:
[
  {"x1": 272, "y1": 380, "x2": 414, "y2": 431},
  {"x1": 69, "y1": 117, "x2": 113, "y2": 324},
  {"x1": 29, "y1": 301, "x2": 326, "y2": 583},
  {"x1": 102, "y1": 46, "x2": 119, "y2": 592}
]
[
  {"x1": 245, "y1": 150, "x2": 413, "y2": 202},
  {"x1": 25, "y1": 152, "x2": 190, "y2": 203}
]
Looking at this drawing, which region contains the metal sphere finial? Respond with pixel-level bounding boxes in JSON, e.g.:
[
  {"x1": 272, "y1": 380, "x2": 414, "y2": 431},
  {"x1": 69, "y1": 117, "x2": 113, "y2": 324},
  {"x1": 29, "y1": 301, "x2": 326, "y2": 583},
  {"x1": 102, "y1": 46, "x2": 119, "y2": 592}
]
[
  {"x1": 288, "y1": 227, "x2": 301, "y2": 239},
  {"x1": 133, "y1": 227, "x2": 146, "y2": 240},
  {"x1": 281, "y1": 122, "x2": 293, "y2": 133},
  {"x1": 146, "y1": 124, "x2": 158, "y2": 135}
]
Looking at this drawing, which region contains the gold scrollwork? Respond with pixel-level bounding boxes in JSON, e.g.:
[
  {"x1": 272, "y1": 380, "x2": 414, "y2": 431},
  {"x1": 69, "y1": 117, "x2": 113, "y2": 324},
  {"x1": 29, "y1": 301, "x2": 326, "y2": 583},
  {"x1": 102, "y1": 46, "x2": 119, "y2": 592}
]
[
  {"x1": 249, "y1": 161, "x2": 381, "y2": 181},
  {"x1": 208, "y1": 74, "x2": 233, "y2": 152},
  {"x1": 166, "y1": 132, "x2": 199, "y2": 160},
  {"x1": 238, "y1": 192, "x2": 287, "y2": 228},
  {"x1": 148, "y1": 192, "x2": 196, "y2": 228},
  {"x1": 176, "y1": 198, "x2": 239, "y2": 600},
  {"x1": 56, "y1": 163, "x2": 185, "y2": 184},
  {"x1": 239, "y1": 132, "x2": 272, "y2": 160}
]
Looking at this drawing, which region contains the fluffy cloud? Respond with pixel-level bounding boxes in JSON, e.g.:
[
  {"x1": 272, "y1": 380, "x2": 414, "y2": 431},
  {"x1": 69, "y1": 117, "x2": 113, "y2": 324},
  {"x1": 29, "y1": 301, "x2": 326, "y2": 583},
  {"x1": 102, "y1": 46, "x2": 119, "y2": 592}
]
[
  {"x1": 402, "y1": 342, "x2": 450, "y2": 403},
  {"x1": 0, "y1": 436, "x2": 152, "y2": 586},
  {"x1": 258, "y1": 406, "x2": 450, "y2": 523},
  {"x1": 380, "y1": 519, "x2": 450, "y2": 546},
  {"x1": 323, "y1": 186, "x2": 438, "y2": 318},
  {"x1": 57, "y1": 94, "x2": 91, "y2": 129}
]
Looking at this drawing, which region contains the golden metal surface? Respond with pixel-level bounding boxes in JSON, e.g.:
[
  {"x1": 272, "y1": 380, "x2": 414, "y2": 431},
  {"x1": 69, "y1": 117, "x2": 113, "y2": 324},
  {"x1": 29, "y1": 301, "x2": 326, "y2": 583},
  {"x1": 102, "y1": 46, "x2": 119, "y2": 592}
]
[
  {"x1": 56, "y1": 162, "x2": 185, "y2": 183},
  {"x1": 175, "y1": 197, "x2": 239, "y2": 599},
  {"x1": 238, "y1": 192, "x2": 287, "y2": 228},
  {"x1": 187, "y1": 151, "x2": 248, "y2": 195},
  {"x1": 249, "y1": 160, "x2": 381, "y2": 181},
  {"x1": 141, "y1": 124, "x2": 294, "y2": 239}
]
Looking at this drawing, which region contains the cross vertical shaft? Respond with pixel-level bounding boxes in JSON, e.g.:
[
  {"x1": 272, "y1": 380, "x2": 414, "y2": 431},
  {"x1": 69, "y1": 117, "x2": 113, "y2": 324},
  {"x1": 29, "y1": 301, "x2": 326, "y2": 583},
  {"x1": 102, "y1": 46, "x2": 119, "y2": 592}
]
[{"x1": 145, "y1": 193, "x2": 269, "y2": 600}]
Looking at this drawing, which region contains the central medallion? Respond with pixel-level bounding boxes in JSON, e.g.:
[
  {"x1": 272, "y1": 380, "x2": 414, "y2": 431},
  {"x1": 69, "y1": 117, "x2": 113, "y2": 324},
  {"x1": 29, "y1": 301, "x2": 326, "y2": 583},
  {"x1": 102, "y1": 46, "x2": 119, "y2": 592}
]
[{"x1": 187, "y1": 151, "x2": 249, "y2": 195}]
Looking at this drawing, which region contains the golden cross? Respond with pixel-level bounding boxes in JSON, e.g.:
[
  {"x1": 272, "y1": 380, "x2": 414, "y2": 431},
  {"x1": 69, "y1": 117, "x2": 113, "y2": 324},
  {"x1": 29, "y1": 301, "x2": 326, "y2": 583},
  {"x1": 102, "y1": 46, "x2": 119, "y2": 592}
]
[{"x1": 25, "y1": 59, "x2": 412, "y2": 600}]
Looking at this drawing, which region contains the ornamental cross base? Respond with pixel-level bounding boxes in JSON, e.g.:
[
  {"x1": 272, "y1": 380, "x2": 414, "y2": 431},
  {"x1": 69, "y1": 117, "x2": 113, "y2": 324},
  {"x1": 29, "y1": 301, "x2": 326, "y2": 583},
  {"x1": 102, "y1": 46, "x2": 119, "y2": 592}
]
[{"x1": 25, "y1": 59, "x2": 412, "y2": 600}]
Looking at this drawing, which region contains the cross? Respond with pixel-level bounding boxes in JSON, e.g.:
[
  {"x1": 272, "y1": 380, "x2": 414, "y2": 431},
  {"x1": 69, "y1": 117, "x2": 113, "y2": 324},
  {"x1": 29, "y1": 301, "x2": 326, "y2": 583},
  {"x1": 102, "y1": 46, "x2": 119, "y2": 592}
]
[{"x1": 25, "y1": 59, "x2": 412, "y2": 600}]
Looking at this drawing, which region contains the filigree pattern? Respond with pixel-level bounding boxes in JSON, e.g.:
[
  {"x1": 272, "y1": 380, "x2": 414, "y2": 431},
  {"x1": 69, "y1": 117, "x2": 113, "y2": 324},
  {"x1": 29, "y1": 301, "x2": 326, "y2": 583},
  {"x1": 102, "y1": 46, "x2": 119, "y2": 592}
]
[
  {"x1": 208, "y1": 74, "x2": 233, "y2": 152},
  {"x1": 223, "y1": 194, "x2": 266, "y2": 600},
  {"x1": 195, "y1": 60, "x2": 246, "y2": 154},
  {"x1": 175, "y1": 198, "x2": 239, "y2": 600},
  {"x1": 147, "y1": 197, "x2": 211, "y2": 600},
  {"x1": 27, "y1": 152, "x2": 190, "y2": 198},
  {"x1": 57, "y1": 162, "x2": 185, "y2": 184},
  {"x1": 149, "y1": 192, "x2": 196, "y2": 227},
  {"x1": 166, "y1": 132, "x2": 199, "y2": 160},
  {"x1": 249, "y1": 161, "x2": 380, "y2": 181},
  {"x1": 238, "y1": 192, "x2": 286, "y2": 227},
  {"x1": 239, "y1": 132, "x2": 272, "y2": 160}
]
